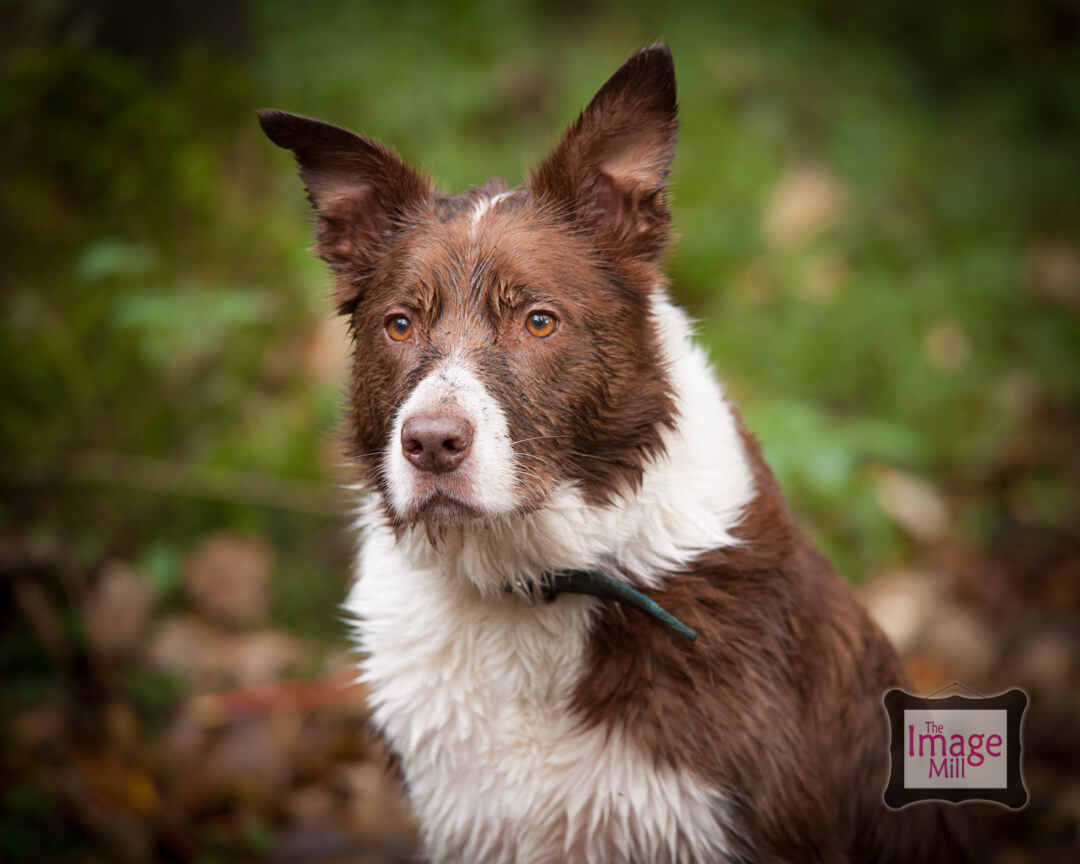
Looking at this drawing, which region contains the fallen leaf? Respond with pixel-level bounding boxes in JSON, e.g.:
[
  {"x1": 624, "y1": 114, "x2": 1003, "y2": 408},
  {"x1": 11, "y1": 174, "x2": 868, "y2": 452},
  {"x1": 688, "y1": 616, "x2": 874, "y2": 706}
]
[
  {"x1": 1026, "y1": 240, "x2": 1080, "y2": 310},
  {"x1": 762, "y1": 163, "x2": 848, "y2": 249},
  {"x1": 183, "y1": 718, "x2": 288, "y2": 812},
  {"x1": 145, "y1": 614, "x2": 311, "y2": 689},
  {"x1": 183, "y1": 532, "x2": 273, "y2": 627},
  {"x1": 83, "y1": 561, "x2": 157, "y2": 660},
  {"x1": 923, "y1": 321, "x2": 970, "y2": 373},
  {"x1": 903, "y1": 653, "x2": 952, "y2": 695},
  {"x1": 872, "y1": 466, "x2": 950, "y2": 543},
  {"x1": 859, "y1": 568, "x2": 941, "y2": 655},
  {"x1": 301, "y1": 313, "x2": 352, "y2": 384},
  {"x1": 337, "y1": 761, "x2": 418, "y2": 845},
  {"x1": 286, "y1": 783, "x2": 338, "y2": 828}
]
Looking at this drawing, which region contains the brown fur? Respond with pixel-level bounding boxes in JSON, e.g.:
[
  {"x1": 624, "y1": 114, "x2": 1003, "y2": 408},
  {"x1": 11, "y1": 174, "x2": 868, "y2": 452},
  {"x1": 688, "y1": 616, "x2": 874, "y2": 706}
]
[{"x1": 575, "y1": 419, "x2": 984, "y2": 862}]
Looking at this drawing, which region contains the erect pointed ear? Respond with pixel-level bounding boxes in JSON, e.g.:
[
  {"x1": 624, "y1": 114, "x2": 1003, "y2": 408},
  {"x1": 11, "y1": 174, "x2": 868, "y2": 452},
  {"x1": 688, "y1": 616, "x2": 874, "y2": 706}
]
[
  {"x1": 530, "y1": 43, "x2": 678, "y2": 262},
  {"x1": 258, "y1": 109, "x2": 433, "y2": 312}
]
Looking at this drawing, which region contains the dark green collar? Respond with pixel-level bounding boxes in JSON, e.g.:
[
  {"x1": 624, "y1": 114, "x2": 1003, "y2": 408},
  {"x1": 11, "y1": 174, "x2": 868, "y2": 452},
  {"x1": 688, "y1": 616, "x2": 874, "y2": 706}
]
[{"x1": 507, "y1": 569, "x2": 698, "y2": 641}]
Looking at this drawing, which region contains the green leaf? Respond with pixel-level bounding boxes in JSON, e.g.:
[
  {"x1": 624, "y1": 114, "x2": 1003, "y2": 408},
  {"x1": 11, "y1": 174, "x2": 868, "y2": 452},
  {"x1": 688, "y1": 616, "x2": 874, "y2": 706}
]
[{"x1": 75, "y1": 239, "x2": 156, "y2": 283}]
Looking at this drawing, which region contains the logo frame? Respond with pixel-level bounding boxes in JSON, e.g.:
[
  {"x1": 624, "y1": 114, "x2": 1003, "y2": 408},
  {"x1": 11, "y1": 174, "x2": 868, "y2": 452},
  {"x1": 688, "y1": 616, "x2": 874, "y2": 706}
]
[{"x1": 882, "y1": 687, "x2": 1028, "y2": 810}]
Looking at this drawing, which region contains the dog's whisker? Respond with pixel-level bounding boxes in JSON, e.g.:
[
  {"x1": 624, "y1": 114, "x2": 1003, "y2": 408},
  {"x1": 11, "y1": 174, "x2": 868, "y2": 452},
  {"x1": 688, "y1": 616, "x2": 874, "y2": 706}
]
[
  {"x1": 349, "y1": 448, "x2": 386, "y2": 461},
  {"x1": 566, "y1": 450, "x2": 628, "y2": 465},
  {"x1": 515, "y1": 452, "x2": 557, "y2": 469},
  {"x1": 509, "y1": 434, "x2": 573, "y2": 446}
]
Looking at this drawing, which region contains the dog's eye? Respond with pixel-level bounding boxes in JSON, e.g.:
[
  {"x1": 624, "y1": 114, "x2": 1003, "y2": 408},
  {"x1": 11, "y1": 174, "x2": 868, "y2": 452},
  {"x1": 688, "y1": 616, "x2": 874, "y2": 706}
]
[
  {"x1": 525, "y1": 311, "x2": 558, "y2": 339},
  {"x1": 386, "y1": 315, "x2": 413, "y2": 342}
]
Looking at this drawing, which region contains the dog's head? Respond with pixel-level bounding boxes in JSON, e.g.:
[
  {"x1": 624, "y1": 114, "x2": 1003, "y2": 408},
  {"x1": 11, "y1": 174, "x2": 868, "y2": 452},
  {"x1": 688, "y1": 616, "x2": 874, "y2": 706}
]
[{"x1": 261, "y1": 45, "x2": 681, "y2": 528}]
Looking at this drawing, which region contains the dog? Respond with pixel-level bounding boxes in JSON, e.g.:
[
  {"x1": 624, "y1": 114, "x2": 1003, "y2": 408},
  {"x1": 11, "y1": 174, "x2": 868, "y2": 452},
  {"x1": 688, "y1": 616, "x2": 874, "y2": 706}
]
[{"x1": 260, "y1": 43, "x2": 982, "y2": 864}]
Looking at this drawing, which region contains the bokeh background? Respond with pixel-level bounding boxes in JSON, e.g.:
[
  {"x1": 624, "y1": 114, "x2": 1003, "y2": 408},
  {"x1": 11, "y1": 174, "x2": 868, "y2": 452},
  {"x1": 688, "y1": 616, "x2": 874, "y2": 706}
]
[{"x1": 2, "y1": 1, "x2": 1079, "y2": 861}]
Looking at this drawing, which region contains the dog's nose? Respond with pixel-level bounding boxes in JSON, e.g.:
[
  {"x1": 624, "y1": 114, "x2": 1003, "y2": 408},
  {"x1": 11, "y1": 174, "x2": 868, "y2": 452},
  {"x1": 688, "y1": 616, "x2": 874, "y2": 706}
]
[{"x1": 401, "y1": 412, "x2": 474, "y2": 474}]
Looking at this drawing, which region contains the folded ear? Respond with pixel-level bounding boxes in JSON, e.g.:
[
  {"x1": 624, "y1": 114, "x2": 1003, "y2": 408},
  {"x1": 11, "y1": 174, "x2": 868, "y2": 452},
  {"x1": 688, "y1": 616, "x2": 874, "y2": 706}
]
[
  {"x1": 530, "y1": 43, "x2": 678, "y2": 262},
  {"x1": 258, "y1": 109, "x2": 432, "y2": 312}
]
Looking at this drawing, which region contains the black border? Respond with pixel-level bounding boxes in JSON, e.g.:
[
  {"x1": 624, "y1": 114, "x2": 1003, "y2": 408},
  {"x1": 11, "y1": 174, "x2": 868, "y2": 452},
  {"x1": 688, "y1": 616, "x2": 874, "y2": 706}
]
[{"x1": 882, "y1": 688, "x2": 1028, "y2": 810}]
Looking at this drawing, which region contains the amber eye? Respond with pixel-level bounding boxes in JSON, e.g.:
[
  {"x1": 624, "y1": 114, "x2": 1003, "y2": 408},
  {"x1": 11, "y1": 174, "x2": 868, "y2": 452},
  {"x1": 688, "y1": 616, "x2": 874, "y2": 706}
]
[
  {"x1": 525, "y1": 311, "x2": 558, "y2": 339},
  {"x1": 385, "y1": 315, "x2": 413, "y2": 342}
]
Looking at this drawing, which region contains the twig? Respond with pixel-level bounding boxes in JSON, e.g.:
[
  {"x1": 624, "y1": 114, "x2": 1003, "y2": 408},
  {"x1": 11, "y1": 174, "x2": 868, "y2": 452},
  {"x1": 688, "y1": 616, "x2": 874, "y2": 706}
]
[{"x1": 5, "y1": 450, "x2": 345, "y2": 516}]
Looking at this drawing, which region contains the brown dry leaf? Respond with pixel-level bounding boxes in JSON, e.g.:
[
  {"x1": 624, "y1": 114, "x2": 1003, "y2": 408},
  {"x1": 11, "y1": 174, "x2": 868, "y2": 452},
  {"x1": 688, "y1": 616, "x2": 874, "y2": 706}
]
[
  {"x1": 286, "y1": 783, "x2": 338, "y2": 828},
  {"x1": 144, "y1": 613, "x2": 220, "y2": 687},
  {"x1": 103, "y1": 701, "x2": 140, "y2": 753},
  {"x1": 1026, "y1": 240, "x2": 1080, "y2": 310},
  {"x1": 165, "y1": 706, "x2": 209, "y2": 768},
  {"x1": 920, "y1": 605, "x2": 998, "y2": 684},
  {"x1": 871, "y1": 466, "x2": 950, "y2": 543},
  {"x1": 183, "y1": 532, "x2": 274, "y2": 627},
  {"x1": 903, "y1": 654, "x2": 952, "y2": 694},
  {"x1": 337, "y1": 761, "x2": 418, "y2": 846},
  {"x1": 859, "y1": 568, "x2": 941, "y2": 655},
  {"x1": 862, "y1": 565, "x2": 999, "y2": 686},
  {"x1": 996, "y1": 368, "x2": 1042, "y2": 422},
  {"x1": 923, "y1": 321, "x2": 970, "y2": 373},
  {"x1": 61, "y1": 765, "x2": 154, "y2": 864},
  {"x1": 190, "y1": 718, "x2": 290, "y2": 810},
  {"x1": 145, "y1": 614, "x2": 310, "y2": 689},
  {"x1": 83, "y1": 561, "x2": 157, "y2": 660},
  {"x1": 762, "y1": 163, "x2": 849, "y2": 249},
  {"x1": 217, "y1": 629, "x2": 312, "y2": 687},
  {"x1": 72, "y1": 753, "x2": 160, "y2": 818},
  {"x1": 302, "y1": 313, "x2": 352, "y2": 384},
  {"x1": 1009, "y1": 631, "x2": 1075, "y2": 696}
]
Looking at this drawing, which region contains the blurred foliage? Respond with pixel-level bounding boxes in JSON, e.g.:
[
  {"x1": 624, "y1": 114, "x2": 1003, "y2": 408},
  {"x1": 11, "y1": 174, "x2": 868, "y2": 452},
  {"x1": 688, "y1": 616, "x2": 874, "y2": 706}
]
[{"x1": 2, "y1": 0, "x2": 1079, "y2": 594}]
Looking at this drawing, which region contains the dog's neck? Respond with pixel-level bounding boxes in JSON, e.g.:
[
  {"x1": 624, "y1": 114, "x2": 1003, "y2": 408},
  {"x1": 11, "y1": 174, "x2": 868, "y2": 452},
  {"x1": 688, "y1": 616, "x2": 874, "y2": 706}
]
[{"x1": 370, "y1": 293, "x2": 757, "y2": 597}]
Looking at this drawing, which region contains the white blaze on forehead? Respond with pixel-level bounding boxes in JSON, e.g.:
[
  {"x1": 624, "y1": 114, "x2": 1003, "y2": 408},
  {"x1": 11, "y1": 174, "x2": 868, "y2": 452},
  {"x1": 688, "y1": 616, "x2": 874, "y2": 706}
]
[
  {"x1": 470, "y1": 190, "x2": 513, "y2": 235},
  {"x1": 385, "y1": 358, "x2": 518, "y2": 518}
]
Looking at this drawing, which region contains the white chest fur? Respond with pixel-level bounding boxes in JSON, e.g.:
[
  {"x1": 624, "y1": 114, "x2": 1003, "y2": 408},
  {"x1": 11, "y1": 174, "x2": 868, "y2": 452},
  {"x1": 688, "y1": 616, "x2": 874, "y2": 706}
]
[{"x1": 348, "y1": 524, "x2": 733, "y2": 864}]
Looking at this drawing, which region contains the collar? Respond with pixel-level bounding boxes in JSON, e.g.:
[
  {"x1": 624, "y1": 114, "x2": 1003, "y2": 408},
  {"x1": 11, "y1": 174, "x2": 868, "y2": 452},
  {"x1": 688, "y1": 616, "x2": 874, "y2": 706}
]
[{"x1": 505, "y1": 569, "x2": 698, "y2": 641}]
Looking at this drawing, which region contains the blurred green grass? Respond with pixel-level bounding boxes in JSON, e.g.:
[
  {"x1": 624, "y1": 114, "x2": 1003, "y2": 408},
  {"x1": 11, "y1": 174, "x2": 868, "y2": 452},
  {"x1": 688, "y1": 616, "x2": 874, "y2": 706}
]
[{"x1": 2, "y1": 0, "x2": 1079, "y2": 618}]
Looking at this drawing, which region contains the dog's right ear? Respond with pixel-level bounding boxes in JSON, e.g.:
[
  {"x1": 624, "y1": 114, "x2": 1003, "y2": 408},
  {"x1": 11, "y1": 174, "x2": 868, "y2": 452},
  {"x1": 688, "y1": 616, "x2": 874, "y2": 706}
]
[
  {"x1": 258, "y1": 110, "x2": 432, "y2": 312},
  {"x1": 530, "y1": 43, "x2": 678, "y2": 263}
]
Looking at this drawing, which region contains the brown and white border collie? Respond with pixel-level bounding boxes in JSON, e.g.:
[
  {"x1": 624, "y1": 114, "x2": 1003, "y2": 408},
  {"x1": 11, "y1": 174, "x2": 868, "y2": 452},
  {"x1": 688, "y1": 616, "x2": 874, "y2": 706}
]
[{"x1": 260, "y1": 43, "x2": 982, "y2": 864}]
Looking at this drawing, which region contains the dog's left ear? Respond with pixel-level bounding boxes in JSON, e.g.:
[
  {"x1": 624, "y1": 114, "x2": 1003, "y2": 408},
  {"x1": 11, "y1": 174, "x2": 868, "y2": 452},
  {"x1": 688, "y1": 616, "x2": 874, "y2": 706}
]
[{"x1": 531, "y1": 43, "x2": 678, "y2": 262}]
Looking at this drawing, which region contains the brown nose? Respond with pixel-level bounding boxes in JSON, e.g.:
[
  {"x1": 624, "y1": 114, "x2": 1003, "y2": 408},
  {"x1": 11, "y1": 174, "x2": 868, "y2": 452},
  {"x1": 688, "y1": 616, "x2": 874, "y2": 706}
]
[{"x1": 401, "y1": 412, "x2": 474, "y2": 474}]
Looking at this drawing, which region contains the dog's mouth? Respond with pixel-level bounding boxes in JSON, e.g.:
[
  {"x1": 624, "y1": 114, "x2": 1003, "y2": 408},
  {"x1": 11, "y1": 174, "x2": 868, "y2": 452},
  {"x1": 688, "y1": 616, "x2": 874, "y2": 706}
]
[{"x1": 411, "y1": 486, "x2": 486, "y2": 523}]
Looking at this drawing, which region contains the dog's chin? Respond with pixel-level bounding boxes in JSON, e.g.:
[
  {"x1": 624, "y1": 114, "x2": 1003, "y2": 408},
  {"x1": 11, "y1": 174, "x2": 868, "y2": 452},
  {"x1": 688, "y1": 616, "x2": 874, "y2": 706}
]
[
  {"x1": 394, "y1": 480, "x2": 546, "y2": 528},
  {"x1": 413, "y1": 490, "x2": 485, "y2": 525}
]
